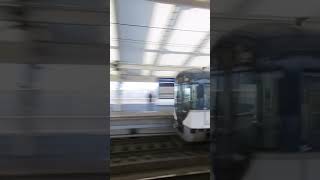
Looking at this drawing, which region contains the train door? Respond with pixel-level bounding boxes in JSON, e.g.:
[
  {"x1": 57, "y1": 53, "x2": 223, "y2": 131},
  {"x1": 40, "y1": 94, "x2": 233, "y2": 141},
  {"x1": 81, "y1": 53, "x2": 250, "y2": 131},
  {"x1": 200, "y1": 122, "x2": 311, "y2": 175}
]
[
  {"x1": 302, "y1": 72, "x2": 320, "y2": 150},
  {"x1": 257, "y1": 71, "x2": 283, "y2": 149},
  {"x1": 212, "y1": 70, "x2": 258, "y2": 180},
  {"x1": 213, "y1": 69, "x2": 258, "y2": 152},
  {"x1": 231, "y1": 70, "x2": 257, "y2": 151}
]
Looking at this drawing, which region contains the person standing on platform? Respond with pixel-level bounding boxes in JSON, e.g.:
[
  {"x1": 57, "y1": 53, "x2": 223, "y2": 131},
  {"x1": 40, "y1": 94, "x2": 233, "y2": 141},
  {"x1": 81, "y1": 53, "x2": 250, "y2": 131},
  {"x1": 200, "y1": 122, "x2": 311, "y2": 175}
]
[{"x1": 147, "y1": 92, "x2": 154, "y2": 111}]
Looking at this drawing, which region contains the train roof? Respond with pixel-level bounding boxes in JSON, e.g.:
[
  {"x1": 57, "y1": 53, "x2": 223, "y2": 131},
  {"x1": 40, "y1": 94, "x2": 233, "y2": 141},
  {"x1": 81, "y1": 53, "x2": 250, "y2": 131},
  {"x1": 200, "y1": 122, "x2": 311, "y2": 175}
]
[
  {"x1": 175, "y1": 69, "x2": 209, "y2": 84},
  {"x1": 213, "y1": 23, "x2": 320, "y2": 60}
]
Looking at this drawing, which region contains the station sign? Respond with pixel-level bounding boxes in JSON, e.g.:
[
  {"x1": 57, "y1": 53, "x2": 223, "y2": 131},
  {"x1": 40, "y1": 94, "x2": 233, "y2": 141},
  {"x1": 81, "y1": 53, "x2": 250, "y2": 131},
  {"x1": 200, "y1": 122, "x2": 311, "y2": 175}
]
[{"x1": 158, "y1": 78, "x2": 175, "y2": 87}]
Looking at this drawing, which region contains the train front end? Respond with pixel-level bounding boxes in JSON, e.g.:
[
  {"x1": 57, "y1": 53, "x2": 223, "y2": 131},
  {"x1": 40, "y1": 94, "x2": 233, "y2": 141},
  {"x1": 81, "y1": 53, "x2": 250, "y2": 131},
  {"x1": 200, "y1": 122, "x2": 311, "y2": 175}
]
[{"x1": 173, "y1": 69, "x2": 210, "y2": 142}]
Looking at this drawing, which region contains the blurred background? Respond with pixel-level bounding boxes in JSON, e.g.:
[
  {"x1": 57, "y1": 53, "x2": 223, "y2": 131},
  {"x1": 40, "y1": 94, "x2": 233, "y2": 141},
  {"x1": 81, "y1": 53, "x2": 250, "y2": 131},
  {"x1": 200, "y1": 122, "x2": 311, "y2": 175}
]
[{"x1": 0, "y1": 0, "x2": 108, "y2": 179}]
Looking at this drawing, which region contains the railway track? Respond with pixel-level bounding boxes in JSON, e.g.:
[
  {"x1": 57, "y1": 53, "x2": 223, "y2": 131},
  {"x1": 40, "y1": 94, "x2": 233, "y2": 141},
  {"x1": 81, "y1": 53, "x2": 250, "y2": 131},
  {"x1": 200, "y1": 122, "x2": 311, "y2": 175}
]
[{"x1": 110, "y1": 135, "x2": 210, "y2": 180}]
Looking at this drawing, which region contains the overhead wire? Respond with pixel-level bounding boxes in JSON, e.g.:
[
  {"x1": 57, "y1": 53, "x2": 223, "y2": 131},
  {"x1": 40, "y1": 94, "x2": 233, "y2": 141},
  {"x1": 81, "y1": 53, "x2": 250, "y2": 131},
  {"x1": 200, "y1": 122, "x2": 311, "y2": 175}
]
[
  {"x1": 110, "y1": 22, "x2": 209, "y2": 33},
  {"x1": 110, "y1": 38, "x2": 210, "y2": 49}
]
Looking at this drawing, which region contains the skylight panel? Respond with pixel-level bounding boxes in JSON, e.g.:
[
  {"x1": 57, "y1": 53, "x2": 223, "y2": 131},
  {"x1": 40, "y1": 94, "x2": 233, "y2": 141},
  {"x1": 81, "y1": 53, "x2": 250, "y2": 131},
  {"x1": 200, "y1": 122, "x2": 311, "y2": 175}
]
[
  {"x1": 175, "y1": 8, "x2": 210, "y2": 31},
  {"x1": 145, "y1": 3, "x2": 175, "y2": 50},
  {"x1": 143, "y1": 52, "x2": 157, "y2": 64},
  {"x1": 142, "y1": 2, "x2": 175, "y2": 75},
  {"x1": 166, "y1": 31, "x2": 206, "y2": 51},
  {"x1": 158, "y1": 54, "x2": 189, "y2": 66},
  {"x1": 187, "y1": 56, "x2": 209, "y2": 67}
]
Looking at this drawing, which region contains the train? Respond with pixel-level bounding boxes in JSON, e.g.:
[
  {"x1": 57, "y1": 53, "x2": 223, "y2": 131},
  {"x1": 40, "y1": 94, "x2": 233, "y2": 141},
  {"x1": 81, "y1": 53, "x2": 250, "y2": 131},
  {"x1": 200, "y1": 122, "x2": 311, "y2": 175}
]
[
  {"x1": 173, "y1": 69, "x2": 210, "y2": 142},
  {"x1": 212, "y1": 23, "x2": 320, "y2": 179}
]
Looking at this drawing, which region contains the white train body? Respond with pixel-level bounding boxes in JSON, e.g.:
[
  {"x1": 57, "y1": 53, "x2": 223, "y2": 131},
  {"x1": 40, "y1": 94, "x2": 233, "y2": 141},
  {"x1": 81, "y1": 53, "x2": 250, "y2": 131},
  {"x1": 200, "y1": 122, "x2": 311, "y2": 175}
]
[{"x1": 173, "y1": 69, "x2": 210, "y2": 142}]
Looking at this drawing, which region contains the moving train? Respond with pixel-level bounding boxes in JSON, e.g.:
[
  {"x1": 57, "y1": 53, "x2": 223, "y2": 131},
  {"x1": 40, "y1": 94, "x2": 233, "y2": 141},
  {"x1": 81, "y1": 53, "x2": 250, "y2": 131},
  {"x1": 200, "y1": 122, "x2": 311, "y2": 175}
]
[
  {"x1": 173, "y1": 69, "x2": 210, "y2": 142},
  {"x1": 212, "y1": 23, "x2": 320, "y2": 179}
]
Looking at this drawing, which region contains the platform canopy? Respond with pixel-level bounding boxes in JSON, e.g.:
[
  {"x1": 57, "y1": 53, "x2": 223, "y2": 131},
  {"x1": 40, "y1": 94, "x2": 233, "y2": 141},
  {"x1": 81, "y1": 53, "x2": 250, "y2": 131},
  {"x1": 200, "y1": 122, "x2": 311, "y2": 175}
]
[{"x1": 110, "y1": 0, "x2": 210, "y2": 81}]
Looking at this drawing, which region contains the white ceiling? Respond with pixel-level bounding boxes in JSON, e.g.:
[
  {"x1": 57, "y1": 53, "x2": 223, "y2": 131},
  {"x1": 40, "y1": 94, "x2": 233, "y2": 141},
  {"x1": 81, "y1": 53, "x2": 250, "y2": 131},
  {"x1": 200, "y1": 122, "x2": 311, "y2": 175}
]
[{"x1": 110, "y1": 0, "x2": 210, "y2": 80}]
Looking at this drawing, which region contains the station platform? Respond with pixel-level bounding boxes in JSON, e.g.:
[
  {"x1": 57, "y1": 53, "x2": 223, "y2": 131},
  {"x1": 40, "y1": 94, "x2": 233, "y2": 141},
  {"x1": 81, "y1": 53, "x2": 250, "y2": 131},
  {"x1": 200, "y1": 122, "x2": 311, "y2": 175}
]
[
  {"x1": 110, "y1": 111, "x2": 172, "y2": 118},
  {"x1": 110, "y1": 104, "x2": 173, "y2": 113}
]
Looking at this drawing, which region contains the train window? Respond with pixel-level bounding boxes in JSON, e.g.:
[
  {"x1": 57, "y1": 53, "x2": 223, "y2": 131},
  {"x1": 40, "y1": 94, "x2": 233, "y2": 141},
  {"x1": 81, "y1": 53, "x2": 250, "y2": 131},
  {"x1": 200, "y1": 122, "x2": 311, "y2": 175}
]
[
  {"x1": 182, "y1": 84, "x2": 191, "y2": 104},
  {"x1": 189, "y1": 83, "x2": 210, "y2": 110},
  {"x1": 174, "y1": 85, "x2": 180, "y2": 103},
  {"x1": 191, "y1": 85, "x2": 198, "y2": 109},
  {"x1": 204, "y1": 84, "x2": 210, "y2": 109},
  {"x1": 175, "y1": 84, "x2": 192, "y2": 113},
  {"x1": 197, "y1": 84, "x2": 204, "y2": 98},
  {"x1": 232, "y1": 72, "x2": 256, "y2": 116},
  {"x1": 212, "y1": 74, "x2": 224, "y2": 116},
  {"x1": 191, "y1": 84, "x2": 209, "y2": 109},
  {"x1": 190, "y1": 84, "x2": 199, "y2": 109}
]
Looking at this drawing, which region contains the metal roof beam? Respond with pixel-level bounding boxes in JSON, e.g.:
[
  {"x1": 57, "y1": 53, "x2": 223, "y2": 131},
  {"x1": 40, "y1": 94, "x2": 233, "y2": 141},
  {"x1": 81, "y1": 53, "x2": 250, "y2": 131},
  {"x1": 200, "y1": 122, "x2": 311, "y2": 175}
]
[
  {"x1": 111, "y1": 74, "x2": 160, "y2": 82},
  {"x1": 149, "y1": 0, "x2": 210, "y2": 9},
  {"x1": 110, "y1": 46, "x2": 209, "y2": 56},
  {"x1": 111, "y1": 62, "x2": 192, "y2": 71}
]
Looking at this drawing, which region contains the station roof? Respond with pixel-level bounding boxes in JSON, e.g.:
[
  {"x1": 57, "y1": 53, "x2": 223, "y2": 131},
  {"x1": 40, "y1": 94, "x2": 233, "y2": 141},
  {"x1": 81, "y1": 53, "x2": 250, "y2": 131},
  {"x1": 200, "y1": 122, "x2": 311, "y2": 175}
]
[
  {"x1": 110, "y1": 0, "x2": 320, "y2": 82},
  {"x1": 213, "y1": 0, "x2": 320, "y2": 46},
  {"x1": 110, "y1": 0, "x2": 210, "y2": 81}
]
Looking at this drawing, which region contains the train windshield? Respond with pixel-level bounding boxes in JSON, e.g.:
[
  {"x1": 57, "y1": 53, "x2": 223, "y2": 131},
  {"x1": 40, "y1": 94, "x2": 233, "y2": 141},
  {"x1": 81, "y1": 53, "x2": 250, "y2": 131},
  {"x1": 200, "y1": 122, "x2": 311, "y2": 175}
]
[{"x1": 175, "y1": 82, "x2": 210, "y2": 112}]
